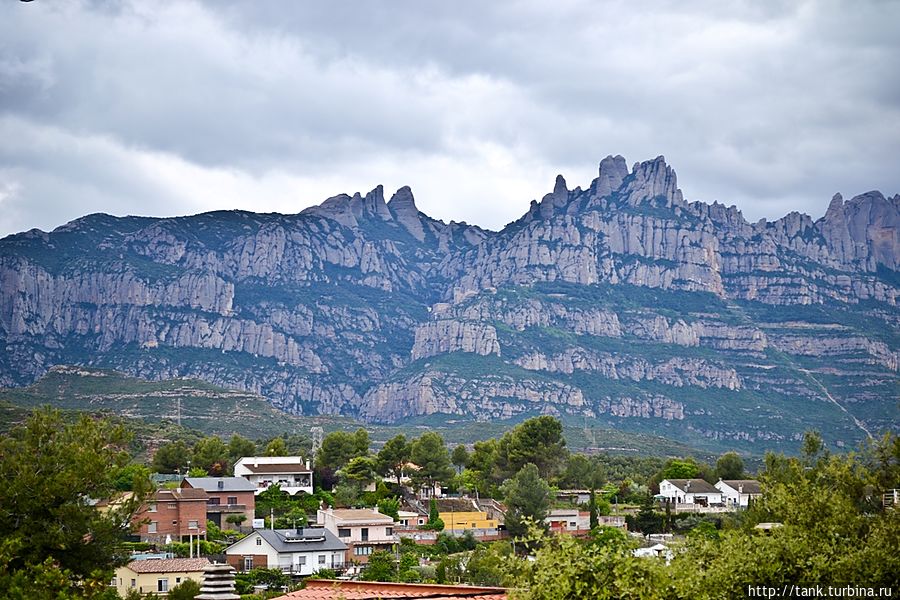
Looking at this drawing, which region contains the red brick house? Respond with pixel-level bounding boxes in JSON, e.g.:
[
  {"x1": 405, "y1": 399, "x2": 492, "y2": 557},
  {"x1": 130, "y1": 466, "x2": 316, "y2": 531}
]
[
  {"x1": 134, "y1": 487, "x2": 209, "y2": 544},
  {"x1": 181, "y1": 477, "x2": 256, "y2": 530}
]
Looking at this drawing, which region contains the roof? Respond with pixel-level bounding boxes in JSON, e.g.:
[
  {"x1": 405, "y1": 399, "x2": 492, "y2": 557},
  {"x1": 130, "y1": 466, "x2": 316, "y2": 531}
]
[
  {"x1": 231, "y1": 528, "x2": 346, "y2": 554},
  {"x1": 719, "y1": 480, "x2": 763, "y2": 495},
  {"x1": 125, "y1": 558, "x2": 210, "y2": 574},
  {"x1": 272, "y1": 579, "x2": 507, "y2": 600},
  {"x1": 240, "y1": 463, "x2": 311, "y2": 474},
  {"x1": 663, "y1": 479, "x2": 720, "y2": 494},
  {"x1": 435, "y1": 498, "x2": 480, "y2": 513},
  {"x1": 326, "y1": 509, "x2": 394, "y2": 524},
  {"x1": 184, "y1": 477, "x2": 257, "y2": 492},
  {"x1": 155, "y1": 488, "x2": 209, "y2": 501}
]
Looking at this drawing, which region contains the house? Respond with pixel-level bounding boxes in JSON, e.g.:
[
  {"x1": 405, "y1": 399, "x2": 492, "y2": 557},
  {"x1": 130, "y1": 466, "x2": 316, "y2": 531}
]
[
  {"x1": 658, "y1": 479, "x2": 723, "y2": 506},
  {"x1": 224, "y1": 527, "x2": 346, "y2": 575},
  {"x1": 271, "y1": 579, "x2": 507, "y2": 600},
  {"x1": 398, "y1": 462, "x2": 443, "y2": 499},
  {"x1": 397, "y1": 509, "x2": 427, "y2": 529},
  {"x1": 546, "y1": 508, "x2": 590, "y2": 534},
  {"x1": 317, "y1": 507, "x2": 397, "y2": 563},
  {"x1": 434, "y1": 498, "x2": 499, "y2": 533},
  {"x1": 554, "y1": 489, "x2": 593, "y2": 505},
  {"x1": 715, "y1": 479, "x2": 762, "y2": 508},
  {"x1": 181, "y1": 477, "x2": 256, "y2": 529},
  {"x1": 133, "y1": 488, "x2": 209, "y2": 544},
  {"x1": 113, "y1": 557, "x2": 209, "y2": 597},
  {"x1": 234, "y1": 456, "x2": 314, "y2": 496}
]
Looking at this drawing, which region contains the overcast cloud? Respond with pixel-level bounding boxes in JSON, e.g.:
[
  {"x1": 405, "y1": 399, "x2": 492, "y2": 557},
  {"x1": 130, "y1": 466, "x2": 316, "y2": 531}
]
[{"x1": 0, "y1": 0, "x2": 898, "y2": 237}]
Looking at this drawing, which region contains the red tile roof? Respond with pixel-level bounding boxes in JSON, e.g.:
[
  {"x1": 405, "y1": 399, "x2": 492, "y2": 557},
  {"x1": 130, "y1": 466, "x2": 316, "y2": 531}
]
[
  {"x1": 273, "y1": 580, "x2": 507, "y2": 600},
  {"x1": 125, "y1": 558, "x2": 210, "y2": 573}
]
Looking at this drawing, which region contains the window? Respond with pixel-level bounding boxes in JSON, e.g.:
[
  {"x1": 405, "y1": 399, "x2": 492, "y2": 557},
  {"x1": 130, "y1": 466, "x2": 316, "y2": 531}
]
[
  {"x1": 256, "y1": 537, "x2": 262, "y2": 546},
  {"x1": 354, "y1": 546, "x2": 373, "y2": 556},
  {"x1": 176, "y1": 577, "x2": 181, "y2": 584},
  {"x1": 244, "y1": 556, "x2": 253, "y2": 571},
  {"x1": 385, "y1": 527, "x2": 393, "y2": 536},
  {"x1": 297, "y1": 556, "x2": 307, "y2": 566},
  {"x1": 148, "y1": 521, "x2": 157, "y2": 534},
  {"x1": 130, "y1": 579, "x2": 136, "y2": 588},
  {"x1": 188, "y1": 520, "x2": 199, "y2": 530},
  {"x1": 337, "y1": 528, "x2": 351, "y2": 538},
  {"x1": 172, "y1": 520, "x2": 178, "y2": 526},
  {"x1": 147, "y1": 504, "x2": 157, "y2": 513},
  {"x1": 208, "y1": 497, "x2": 221, "y2": 505},
  {"x1": 227, "y1": 496, "x2": 238, "y2": 505},
  {"x1": 318, "y1": 555, "x2": 326, "y2": 565},
  {"x1": 569, "y1": 522, "x2": 577, "y2": 528},
  {"x1": 168, "y1": 503, "x2": 177, "y2": 509},
  {"x1": 360, "y1": 527, "x2": 369, "y2": 541},
  {"x1": 158, "y1": 579, "x2": 169, "y2": 593}
]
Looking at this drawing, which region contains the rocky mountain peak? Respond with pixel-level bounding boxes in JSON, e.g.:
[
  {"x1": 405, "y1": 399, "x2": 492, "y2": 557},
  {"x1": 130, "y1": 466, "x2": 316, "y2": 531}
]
[
  {"x1": 595, "y1": 154, "x2": 629, "y2": 197},
  {"x1": 623, "y1": 155, "x2": 684, "y2": 206},
  {"x1": 362, "y1": 184, "x2": 392, "y2": 221},
  {"x1": 388, "y1": 186, "x2": 426, "y2": 241}
]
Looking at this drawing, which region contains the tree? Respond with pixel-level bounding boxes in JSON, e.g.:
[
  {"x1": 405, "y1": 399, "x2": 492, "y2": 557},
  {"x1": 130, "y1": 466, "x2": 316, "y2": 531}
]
[
  {"x1": 496, "y1": 416, "x2": 567, "y2": 480},
  {"x1": 589, "y1": 488, "x2": 599, "y2": 530},
  {"x1": 192, "y1": 436, "x2": 229, "y2": 476},
  {"x1": 378, "y1": 497, "x2": 400, "y2": 521},
  {"x1": 0, "y1": 408, "x2": 152, "y2": 597},
  {"x1": 425, "y1": 498, "x2": 444, "y2": 531},
  {"x1": 264, "y1": 437, "x2": 288, "y2": 457},
  {"x1": 318, "y1": 430, "x2": 368, "y2": 471},
  {"x1": 152, "y1": 440, "x2": 191, "y2": 474},
  {"x1": 467, "y1": 439, "x2": 500, "y2": 494},
  {"x1": 113, "y1": 463, "x2": 152, "y2": 491},
  {"x1": 559, "y1": 453, "x2": 595, "y2": 489},
  {"x1": 227, "y1": 433, "x2": 256, "y2": 466},
  {"x1": 451, "y1": 444, "x2": 470, "y2": 474},
  {"x1": 167, "y1": 578, "x2": 200, "y2": 600},
  {"x1": 360, "y1": 550, "x2": 396, "y2": 582},
  {"x1": 410, "y1": 432, "x2": 454, "y2": 496},
  {"x1": 377, "y1": 434, "x2": 411, "y2": 487},
  {"x1": 502, "y1": 463, "x2": 551, "y2": 538},
  {"x1": 341, "y1": 456, "x2": 377, "y2": 488},
  {"x1": 716, "y1": 451, "x2": 745, "y2": 480}
]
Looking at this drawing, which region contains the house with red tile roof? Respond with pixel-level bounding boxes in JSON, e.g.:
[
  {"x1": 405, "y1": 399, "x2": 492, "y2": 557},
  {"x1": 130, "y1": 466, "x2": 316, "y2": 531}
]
[{"x1": 113, "y1": 557, "x2": 209, "y2": 597}]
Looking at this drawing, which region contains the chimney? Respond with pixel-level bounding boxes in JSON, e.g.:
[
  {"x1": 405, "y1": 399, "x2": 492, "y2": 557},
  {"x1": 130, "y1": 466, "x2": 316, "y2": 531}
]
[{"x1": 306, "y1": 459, "x2": 310, "y2": 470}]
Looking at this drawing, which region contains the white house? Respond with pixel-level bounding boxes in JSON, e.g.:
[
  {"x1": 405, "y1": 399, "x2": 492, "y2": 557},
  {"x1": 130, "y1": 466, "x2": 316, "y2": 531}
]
[
  {"x1": 658, "y1": 479, "x2": 723, "y2": 506},
  {"x1": 224, "y1": 528, "x2": 346, "y2": 575},
  {"x1": 715, "y1": 479, "x2": 762, "y2": 508},
  {"x1": 234, "y1": 456, "x2": 313, "y2": 496},
  {"x1": 317, "y1": 507, "x2": 397, "y2": 563}
]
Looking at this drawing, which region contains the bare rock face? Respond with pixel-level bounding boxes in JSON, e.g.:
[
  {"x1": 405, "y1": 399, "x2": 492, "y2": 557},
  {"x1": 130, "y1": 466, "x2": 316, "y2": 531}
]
[
  {"x1": 411, "y1": 320, "x2": 500, "y2": 360},
  {"x1": 0, "y1": 155, "x2": 896, "y2": 451}
]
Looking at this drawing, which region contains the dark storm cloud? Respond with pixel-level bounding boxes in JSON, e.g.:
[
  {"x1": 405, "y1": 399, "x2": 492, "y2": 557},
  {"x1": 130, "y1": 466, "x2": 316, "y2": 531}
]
[{"x1": 0, "y1": 0, "x2": 897, "y2": 236}]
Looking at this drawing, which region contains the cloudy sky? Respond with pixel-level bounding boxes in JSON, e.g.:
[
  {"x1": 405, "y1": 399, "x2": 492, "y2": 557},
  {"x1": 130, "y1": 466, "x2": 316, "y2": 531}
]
[{"x1": 1, "y1": 0, "x2": 898, "y2": 237}]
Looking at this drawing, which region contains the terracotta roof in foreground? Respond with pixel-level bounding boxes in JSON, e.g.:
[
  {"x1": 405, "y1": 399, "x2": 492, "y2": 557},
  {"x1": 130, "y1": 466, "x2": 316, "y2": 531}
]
[{"x1": 273, "y1": 579, "x2": 508, "y2": 599}]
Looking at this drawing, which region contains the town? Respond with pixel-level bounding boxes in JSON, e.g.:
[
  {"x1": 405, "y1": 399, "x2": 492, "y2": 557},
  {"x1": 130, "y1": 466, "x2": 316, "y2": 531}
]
[{"x1": 3, "y1": 408, "x2": 898, "y2": 599}]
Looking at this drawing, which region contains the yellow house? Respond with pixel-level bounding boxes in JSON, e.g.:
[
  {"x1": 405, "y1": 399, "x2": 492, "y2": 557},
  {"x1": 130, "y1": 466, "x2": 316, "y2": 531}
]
[
  {"x1": 114, "y1": 557, "x2": 209, "y2": 597},
  {"x1": 435, "y1": 499, "x2": 499, "y2": 532}
]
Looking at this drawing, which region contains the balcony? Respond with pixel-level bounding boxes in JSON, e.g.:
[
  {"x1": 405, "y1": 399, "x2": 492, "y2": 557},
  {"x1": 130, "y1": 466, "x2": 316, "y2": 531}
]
[
  {"x1": 275, "y1": 562, "x2": 347, "y2": 575},
  {"x1": 205, "y1": 503, "x2": 248, "y2": 513}
]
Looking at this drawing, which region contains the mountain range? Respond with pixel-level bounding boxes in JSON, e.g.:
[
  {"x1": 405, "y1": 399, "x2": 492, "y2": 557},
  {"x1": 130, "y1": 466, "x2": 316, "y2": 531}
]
[{"x1": 1, "y1": 155, "x2": 897, "y2": 452}]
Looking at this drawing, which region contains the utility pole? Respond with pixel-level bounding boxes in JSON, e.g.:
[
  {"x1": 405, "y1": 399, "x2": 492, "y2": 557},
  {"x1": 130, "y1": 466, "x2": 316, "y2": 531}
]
[{"x1": 311, "y1": 427, "x2": 324, "y2": 464}]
